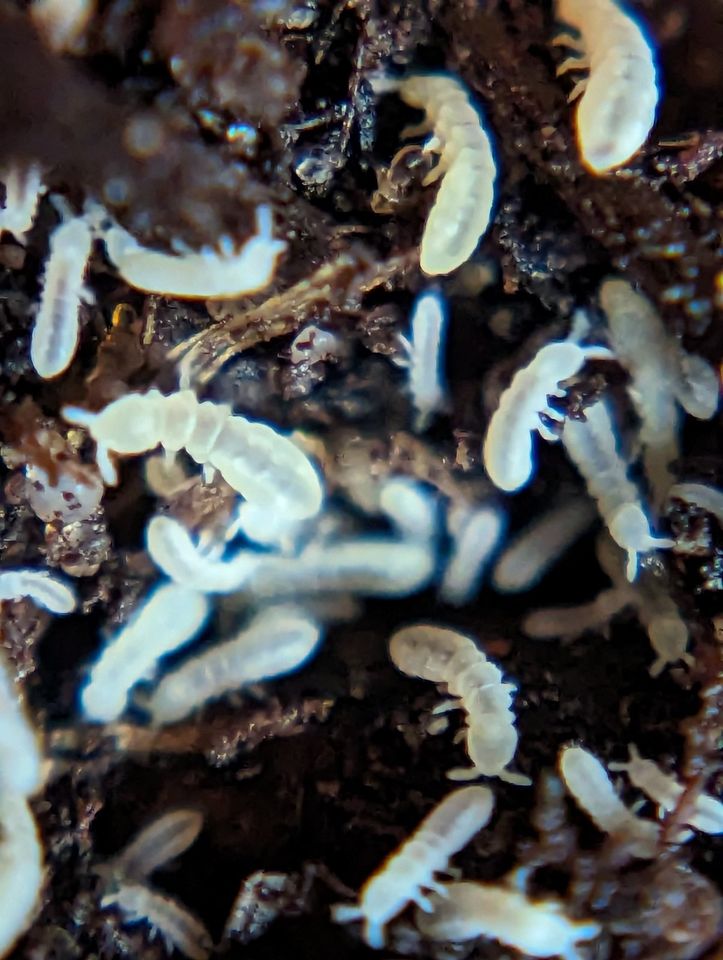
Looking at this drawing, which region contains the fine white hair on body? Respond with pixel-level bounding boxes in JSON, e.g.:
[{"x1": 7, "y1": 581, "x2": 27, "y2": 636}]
[
  {"x1": 0, "y1": 568, "x2": 77, "y2": 614},
  {"x1": 609, "y1": 745, "x2": 723, "y2": 836},
  {"x1": 561, "y1": 401, "x2": 673, "y2": 580},
  {"x1": 669, "y1": 482, "x2": 723, "y2": 527},
  {"x1": 107, "y1": 809, "x2": 205, "y2": 880},
  {"x1": 0, "y1": 791, "x2": 45, "y2": 958},
  {"x1": 145, "y1": 605, "x2": 323, "y2": 726},
  {"x1": 396, "y1": 73, "x2": 497, "y2": 276},
  {"x1": 100, "y1": 204, "x2": 285, "y2": 298},
  {"x1": 439, "y1": 502, "x2": 505, "y2": 606},
  {"x1": 554, "y1": 0, "x2": 659, "y2": 173},
  {"x1": 492, "y1": 497, "x2": 596, "y2": 593},
  {"x1": 394, "y1": 289, "x2": 448, "y2": 431},
  {"x1": 31, "y1": 215, "x2": 94, "y2": 379},
  {"x1": 414, "y1": 881, "x2": 601, "y2": 960},
  {"x1": 81, "y1": 581, "x2": 211, "y2": 723},
  {"x1": 483, "y1": 340, "x2": 611, "y2": 493},
  {"x1": 599, "y1": 278, "x2": 719, "y2": 507},
  {"x1": 101, "y1": 882, "x2": 213, "y2": 960},
  {"x1": 558, "y1": 745, "x2": 660, "y2": 858},
  {"x1": 0, "y1": 652, "x2": 46, "y2": 797},
  {"x1": 29, "y1": 0, "x2": 96, "y2": 52},
  {"x1": 0, "y1": 164, "x2": 44, "y2": 237},
  {"x1": 147, "y1": 515, "x2": 435, "y2": 600},
  {"x1": 331, "y1": 785, "x2": 495, "y2": 949},
  {"x1": 62, "y1": 389, "x2": 323, "y2": 527},
  {"x1": 388, "y1": 623, "x2": 529, "y2": 785}
]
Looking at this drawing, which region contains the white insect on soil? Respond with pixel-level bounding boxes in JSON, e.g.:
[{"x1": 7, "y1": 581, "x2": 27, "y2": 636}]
[
  {"x1": 389, "y1": 623, "x2": 529, "y2": 785},
  {"x1": 62, "y1": 389, "x2": 324, "y2": 530},
  {"x1": 30, "y1": 214, "x2": 93, "y2": 379},
  {"x1": 394, "y1": 288, "x2": 449, "y2": 431},
  {"x1": 553, "y1": 0, "x2": 659, "y2": 173},
  {"x1": 0, "y1": 567, "x2": 76, "y2": 614},
  {"x1": 145, "y1": 604, "x2": 323, "y2": 726},
  {"x1": 81, "y1": 581, "x2": 210, "y2": 723},
  {"x1": 394, "y1": 72, "x2": 497, "y2": 276},
  {"x1": 559, "y1": 745, "x2": 660, "y2": 859},
  {"x1": 0, "y1": 652, "x2": 46, "y2": 798},
  {"x1": 609, "y1": 744, "x2": 723, "y2": 836},
  {"x1": 483, "y1": 339, "x2": 611, "y2": 493},
  {"x1": 414, "y1": 880, "x2": 601, "y2": 960},
  {"x1": 106, "y1": 809, "x2": 205, "y2": 880},
  {"x1": 0, "y1": 792, "x2": 45, "y2": 959},
  {"x1": 439, "y1": 502, "x2": 505, "y2": 606},
  {"x1": 561, "y1": 401, "x2": 673, "y2": 580},
  {"x1": 331, "y1": 784, "x2": 495, "y2": 949},
  {"x1": 101, "y1": 882, "x2": 213, "y2": 960},
  {"x1": 100, "y1": 203, "x2": 285, "y2": 298}
]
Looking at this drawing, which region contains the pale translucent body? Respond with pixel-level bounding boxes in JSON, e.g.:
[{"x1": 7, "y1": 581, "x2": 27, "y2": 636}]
[
  {"x1": 389, "y1": 624, "x2": 528, "y2": 784},
  {"x1": 0, "y1": 792, "x2": 45, "y2": 958},
  {"x1": 398, "y1": 74, "x2": 496, "y2": 276},
  {"x1": 0, "y1": 568, "x2": 76, "y2": 614},
  {"x1": 102, "y1": 204, "x2": 285, "y2": 298},
  {"x1": 559, "y1": 745, "x2": 660, "y2": 858},
  {"x1": 31, "y1": 216, "x2": 93, "y2": 379},
  {"x1": 522, "y1": 587, "x2": 631, "y2": 640},
  {"x1": 0, "y1": 652, "x2": 45, "y2": 797},
  {"x1": 62, "y1": 389, "x2": 323, "y2": 525},
  {"x1": 109, "y1": 810, "x2": 205, "y2": 879},
  {"x1": 439, "y1": 503, "x2": 505, "y2": 605},
  {"x1": 609, "y1": 745, "x2": 723, "y2": 835},
  {"x1": 669, "y1": 482, "x2": 723, "y2": 526},
  {"x1": 377, "y1": 476, "x2": 439, "y2": 543},
  {"x1": 332, "y1": 785, "x2": 494, "y2": 948},
  {"x1": 146, "y1": 605, "x2": 322, "y2": 726},
  {"x1": 395, "y1": 289, "x2": 448, "y2": 430},
  {"x1": 102, "y1": 882, "x2": 212, "y2": 960},
  {"x1": 492, "y1": 498, "x2": 595, "y2": 592},
  {"x1": 81, "y1": 581, "x2": 210, "y2": 723},
  {"x1": 483, "y1": 341, "x2": 610, "y2": 493},
  {"x1": 555, "y1": 0, "x2": 659, "y2": 173},
  {"x1": 561, "y1": 401, "x2": 673, "y2": 579},
  {"x1": 414, "y1": 881, "x2": 600, "y2": 960},
  {"x1": 0, "y1": 164, "x2": 43, "y2": 236}
]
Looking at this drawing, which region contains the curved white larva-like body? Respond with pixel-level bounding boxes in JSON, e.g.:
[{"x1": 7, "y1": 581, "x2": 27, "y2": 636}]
[
  {"x1": 483, "y1": 341, "x2": 609, "y2": 493},
  {"x1": 556, "y1": 0, "x2": 659, "y2": 173},
  {"x1": 561, "y1": 401, "x2": 673, "y2": 579},
  {"x1": 609, "y1": 745, "x2": 723, "y2": 836},
  {"x1": 62, "y1": 389, "x2": 323, "y2": 523},
  {"x1": 0, "y1": 652, "x2": 46, "y2": 797},
  {"x1": 389, "y1": 624, "x2": 528, "y2": 784},
  {"x1": 332, "y1": 785, "x2": 494, "y2": 949},
  {"x1": 439, "y1": 503, "x2": 505, "y2": 606},
  {"x1": 81, "y1": 581, "x2": 210, "y2": 724},
  {"x1": 146, "y1": 605, "x2": 322, "y2": 726},
  {"x1": 559, "y1": 745, "x2": 660, "y2": 858},
  {"x1": 102, "y1": 204, "x2": 285, "y2": 298},
  {"x1": 102, "y1": 882, "x2": 213, "y2": 960},
  {"x1": 414, "y1": 881, "x2": 601, "y2": 959},
  {"x1": 0, "y1": 568, "x2": 76, "y2": 614},
  {"x1": 522, "y1": 587, "x2": 631, "y2": 641},
  {"x1": 30, "y1": 0, "x2": 95, "y2": 52},
  {"x1": 31, "y1": 215, "x2": 93, "y2": 379},
  {"x1": 398, "y1": 74, "x2": 496, "y2": 276},
  {"x1": 395, "y1": 289, "x2": 448, "y2": 431},
  {"x1": 109, "y1": 809, "x2": 205, "y2": 880},
  {"x1": 0, "y1": 792, "x2": 45, "y2": 958}
]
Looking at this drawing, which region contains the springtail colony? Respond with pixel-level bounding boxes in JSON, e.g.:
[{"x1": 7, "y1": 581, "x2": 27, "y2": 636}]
[{"x1": 1, "y1": 2, "x2": 720, "y2": 958}]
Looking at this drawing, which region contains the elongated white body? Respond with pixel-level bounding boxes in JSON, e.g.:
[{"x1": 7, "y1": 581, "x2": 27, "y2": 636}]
[
  {"x1": 101, "y1": 204, "x2": 285, "y2": 298},
  {"x1": 62, "y1": 389, "x2": 323, "y2": 527},
  {"x1": 81, "y1": 581, "x2": 210, "y2": 723},
  {"x1": 108, "y1": 810, "x2": 205, "y2": 880},
  {"x1": 31, "y1": 215, "x2": 93, "y2": 379},
  {"x1": 395, "y1": 289, "x2": 448, "y2": 431},
  {"x1": 439, "y1": 503, "x2": 505, "y2": 605},
  {"x1": 0, "y1": 568, "x2": 76, "y2": 614},
  {"x1": 146, "y1": 605, "x2": 322, "y2": 726},
  {"x1": 0, "y1": 792, "x2": 45, "y2": 958},
  {"x1": 0, "y1": 653, "x2": 45, "y2": 797},
  {"x1": 0, "y1": 163, "x2": 43, "y2": 236},
  {"x1": 484, "y1": 341, "x2": 610, "y2": 493},
  {"x1": 522, "y1": 586, "x2": 632, "y2": 640},
  {"x1": 609, "y1": 745, "x2": 723, "y2": 835},
  {"x1": 414, "y1": 881, "x2": 600, "y2": 959},
  {"x1": 562, "y1": 401, "x2": 673, "y2": 579},
  {"x1": 332, "y1": 785, "x2": 494, "y2": 948},
  {"x1": 555, "y1": 0, "x2": 659, "y2": 173},
  {"x1": 398, "y1": 74, "x2": 496, "y2": 276},
  {"x1": 389, "y1": 624, "x2": 528, "y2": 785},
  {"x1": 559, "y1": 745, "x2": 659, "y2": 858},
  {"x1": 102, "y1": 882, "x2": 212, "y2": 960}
]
